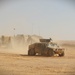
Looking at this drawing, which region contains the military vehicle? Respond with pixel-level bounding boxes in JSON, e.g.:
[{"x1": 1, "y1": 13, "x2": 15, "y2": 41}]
[
  {"x1": 14, "y1": 34, "x2": 25, "y2": 46},
  {"x1": 28, "y1": 38, "x2": 64, "y2": 57},
  {"x1": 0, "y1": 36, "x2": 11, "y2": 48}
]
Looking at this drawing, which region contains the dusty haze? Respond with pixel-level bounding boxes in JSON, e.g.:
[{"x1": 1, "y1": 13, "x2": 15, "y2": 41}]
[{"x1": 0, "y1": 35, "x2": 42, "y2": 54}]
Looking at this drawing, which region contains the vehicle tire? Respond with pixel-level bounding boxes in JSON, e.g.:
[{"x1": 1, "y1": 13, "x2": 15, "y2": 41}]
[
  {"x1": 59, "y1": 51, "x2": 64, "y2": 57},
  {"x1": 28, "y1": 49, "x2": 35, "y2": 56},
  {"x1": 41, "y1": 50, "x2": 47, "y2": 56},
  {"x1": 47, "y1": 49, "x2": 54, "y2": 57}
]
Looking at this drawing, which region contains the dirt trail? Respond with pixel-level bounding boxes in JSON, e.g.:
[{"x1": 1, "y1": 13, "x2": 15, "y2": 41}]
[
  {"x1": 0, "y1": 39, "x2": 75, "y2": 75},
  {"x1": 0, "y1": 45, "x2": 75, "y2": 75}
]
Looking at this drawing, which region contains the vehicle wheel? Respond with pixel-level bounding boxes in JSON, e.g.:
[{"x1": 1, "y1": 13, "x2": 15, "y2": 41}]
[
  {"x1": 59, "y1": 51, "x2": 64, "y2": 57},
  {"x1": 47, "y1": 49, "x2": 54, "y2": 57},
  {"x1": 41, "y1": 50, "x2": 47, "y2": 56},
  {"x1": 28, "y1": 49, "x2": 35, "y2": 56}
]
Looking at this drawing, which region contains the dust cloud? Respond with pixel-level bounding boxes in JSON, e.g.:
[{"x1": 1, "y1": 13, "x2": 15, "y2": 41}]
[{"x1": 0, "y1": 35, "x2": 42, "y2": 54}]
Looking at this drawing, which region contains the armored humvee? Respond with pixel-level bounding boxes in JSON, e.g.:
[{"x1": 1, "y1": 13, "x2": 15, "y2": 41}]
[{"x1": 28, "y1": 38, "x2": 64, "y2": 57}]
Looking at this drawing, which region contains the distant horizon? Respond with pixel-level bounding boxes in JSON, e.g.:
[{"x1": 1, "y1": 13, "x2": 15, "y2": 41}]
[{"x1": 0, "y1": 34, "x2": 75, "y2": 41}]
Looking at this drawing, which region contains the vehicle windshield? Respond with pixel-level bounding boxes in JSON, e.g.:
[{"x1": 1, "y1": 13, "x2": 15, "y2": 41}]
[{"x1": 48, "y1": 43, "x2": 59, "y2": 48}]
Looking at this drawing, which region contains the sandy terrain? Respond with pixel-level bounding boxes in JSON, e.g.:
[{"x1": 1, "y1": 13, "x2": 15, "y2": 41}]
[{"x1": 0, "y1": 43, "x2": 75, "y2": 75}]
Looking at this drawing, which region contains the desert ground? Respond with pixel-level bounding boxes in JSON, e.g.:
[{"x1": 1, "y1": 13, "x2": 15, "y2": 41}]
[{"x1": 0, "y1": 41, "x2": 75, "y2": 75}]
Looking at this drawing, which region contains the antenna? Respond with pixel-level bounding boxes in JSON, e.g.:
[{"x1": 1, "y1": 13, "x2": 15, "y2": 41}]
[
  {"x1": 13, "y1": 28, "x2": 15, "y2": 37},
  {"x1": 32, "y1": 23, "x2": 34, "y2": 35},
  {"x1": 31, "y1": 23, "x2": 34, "y2": 44},
  {"x1": 38, "y1": 24, "x2": 40, "y2": 36}
]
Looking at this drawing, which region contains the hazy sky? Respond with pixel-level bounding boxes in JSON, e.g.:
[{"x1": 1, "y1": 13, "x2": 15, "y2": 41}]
[{"x1": 0, "y1": 0, "x2": 75, "y2": 40}]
